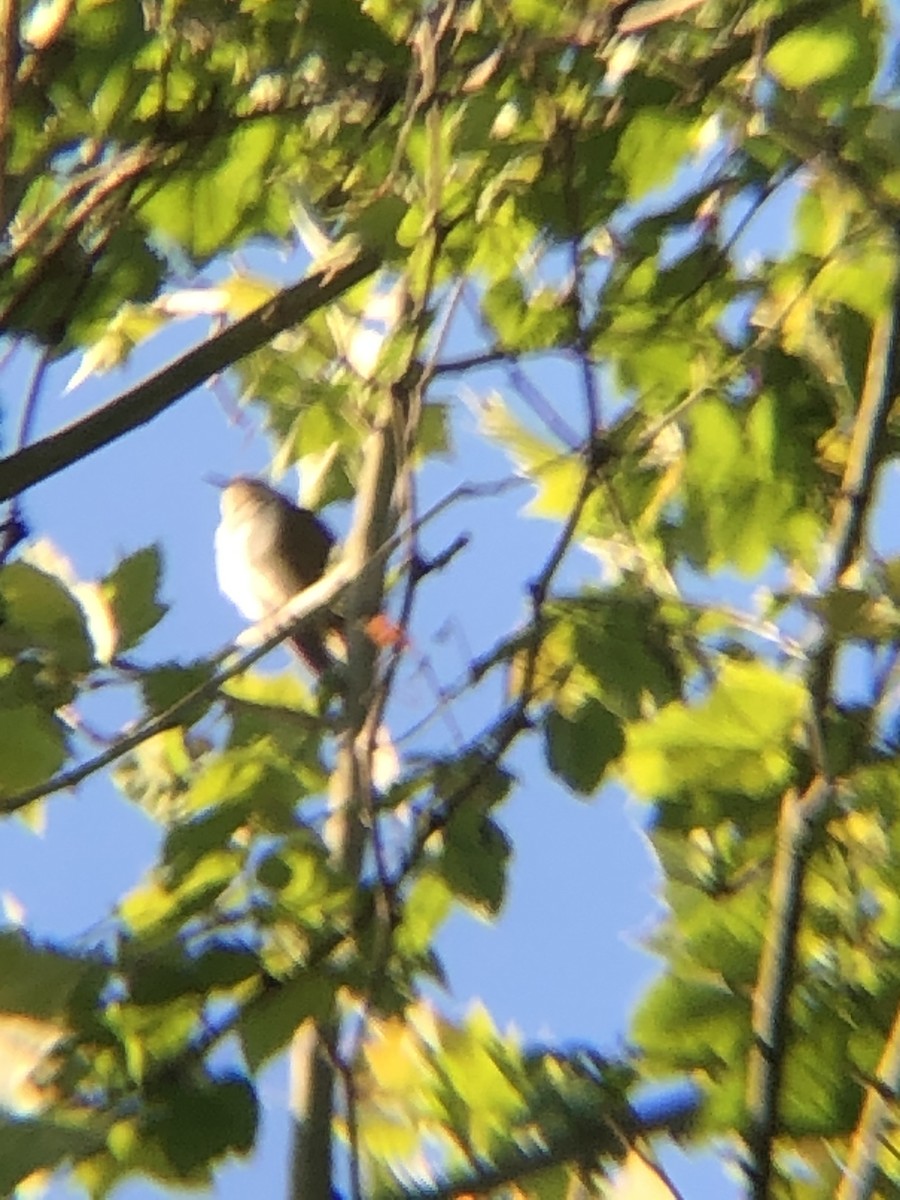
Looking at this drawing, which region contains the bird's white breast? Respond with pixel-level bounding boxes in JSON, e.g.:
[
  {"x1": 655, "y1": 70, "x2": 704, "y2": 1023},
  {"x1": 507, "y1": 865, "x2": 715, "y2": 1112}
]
[{"x1": 215, "y1": 519, "x2": 268, "y2": 620}]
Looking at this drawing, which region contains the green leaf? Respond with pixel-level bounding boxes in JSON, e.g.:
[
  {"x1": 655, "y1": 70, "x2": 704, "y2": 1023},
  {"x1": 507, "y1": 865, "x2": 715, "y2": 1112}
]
[
  {"x1": 766, "y1": 5, "x2": 880, "y2": 99},
  {"x1": 814, "y1": 239, "x2": 896, "y2": 321},
  {"x1": 350, "y1": 194, "x2": 408, "y2": 254},
  {"x1": 107, "y1": 995, "x2": 200, "y2": 1075},
  {"x1": 678, "y1": 393, "x2": 824, "y2": 574},
  {"x1": 417, "y1": 402, "x2": 452, "y2": 459},
  {"x1": 482, "y1": 277, "x2": 573, "y2": 351},
  {"x1": 119, "y1": 850, "x2": 241, "y2": 938},
  {"x1": 304, "y1": 0, "x2": 408, "y2": 66},
  {"x1": 102, "y1": 545, "x2": 168, "y2": 652},
  {"x1": 0, "y1": 704, "x2": 67, "y2": 792},
  {"x1": 633, "y1": 971, "x2": 750, "y2": 1073},
  {"x1": 441, "y1": 811, "x2": 511, "y2": 917},
  {"x1": 612, "y1": 108, "x2": 694, "y2": 201},
  {"x1": 440, "y1": 1011, "x2": 525, "y2": 1131},
  {"x1": 622, "y1": 661, "x2": 806, "y2": 800},
  {"x1": 257, "y1": 837, "x2": 336, "y2": 914},
  {"x1": 240, "y1": 974, "x2": 335, "y2": 1071},
  {"x1": 67, "y1": 229, "x2": 164, "y2": 345},
  {"x1": 508, "y1": 0, "x2": 565, "y2": 32},
  {"x1": 136, "y1": 120, "x2": 292, "y2": 262},
  {"x1": 161, "y1": 816, "x2": 244, "y2": 887},
  {"x1": 160, "y1": 748, "x2": 305, "y2": 847},
  {"x1": 545, "y1": 592, "x2": 683, "y2": 720},
  {"x1": 0, "y1": 561, "x2": 93, "y2": 673},
  {"x1": 395, "y1": 872, "x2": 454, "y2": 957},
  {"x1": 804, "y1": 587, "x2": 900, "y2": 641},
  {"x1": 480, "y1": 393, "x2": 583, "y2": 520},
  {"x1": 0, "y1": 933, "x2": 103, "y2": 1019},
  {"x1": 544, "y1": 700, "x2": 624, "y2": 795},
  {"x1": 140, "y1": 660, "x2": 217, "y2": 728},
  {"x1": 0, "y1": 1117, "x2": 100, "y2": 1197},
  {"x1": 148, "y1": 1073, "x2": 258, "y2": 1175},
  {"x1": 781, "y1": 1007, "x2": 862, "y2": 1135},
  {"x1": 126, "y1": 945, "x2": 259, "y2": 1005}
]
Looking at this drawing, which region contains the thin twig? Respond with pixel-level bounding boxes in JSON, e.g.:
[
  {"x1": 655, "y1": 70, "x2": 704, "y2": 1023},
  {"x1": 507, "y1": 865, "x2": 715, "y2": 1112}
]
[
  {"x1": 0, "y1": 559, "x2": 354, "y2": 815},
  {"x1": 3, "y1": 152, "x2": 116, "y2": 266},
  {"x1": 16, "y1": 349, "x2": 52, "y2": 452},
  {"x1": 432, "y1": 348, "x2": 517, "y2": 375},
  {"x1": 404, "y1": 461, "x2": 597, "y2": 868}
]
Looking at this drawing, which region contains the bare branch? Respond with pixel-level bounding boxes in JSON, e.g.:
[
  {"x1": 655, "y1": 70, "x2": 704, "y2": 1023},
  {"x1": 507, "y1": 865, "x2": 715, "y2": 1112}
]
[
  {"x1": 405, "y1": 460, "x2": 597, "y2": 865},
  {"x1": 0, "y1": 246, "x2": 380, "y2": 501},
  {"x1": 432, "y1": 349, "x2": 514, "y2": 375}
]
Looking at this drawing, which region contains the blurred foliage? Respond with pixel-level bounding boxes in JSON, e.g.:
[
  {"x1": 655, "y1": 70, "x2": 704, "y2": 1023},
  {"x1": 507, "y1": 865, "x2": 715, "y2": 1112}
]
[{"x1": 2, "y1": 0, "x2": 900, "y2": 1196}]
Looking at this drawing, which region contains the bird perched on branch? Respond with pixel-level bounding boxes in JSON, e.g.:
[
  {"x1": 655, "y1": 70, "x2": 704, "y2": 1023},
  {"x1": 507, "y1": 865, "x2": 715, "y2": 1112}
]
[{"x1": 213, "y1": 476, "x2": 344, "y2": 676}]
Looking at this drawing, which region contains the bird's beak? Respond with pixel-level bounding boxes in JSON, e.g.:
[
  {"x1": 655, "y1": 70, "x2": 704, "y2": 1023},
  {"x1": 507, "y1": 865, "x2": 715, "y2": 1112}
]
[{"x1": 204, "y1": 473, "x2": 231, "y2": 489}]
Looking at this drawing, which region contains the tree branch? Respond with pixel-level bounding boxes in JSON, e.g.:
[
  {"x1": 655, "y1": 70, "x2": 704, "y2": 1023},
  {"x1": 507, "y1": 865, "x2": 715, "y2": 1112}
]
[
  {"x1": 0, "y1": 245, "x2": 380, "y2": 501},
  {"x1": 838, "y1": 995, "x2": 900, "y2": 1200},
  {"x1": 288, "y1": 400, "x2": 399, "y2": 1200},
  {"x1": 745, "y1": 248, "x2": 900, "y2": 1199},
  {"x1": 0, "y1": 559, "x2": 354, "y2": 815},
  {"x1": 809, "y1": 271, "x2": 900, "y2": 713},
  {"x1": 745, "y1": 775, "x2": 833, "y2": 1200}
]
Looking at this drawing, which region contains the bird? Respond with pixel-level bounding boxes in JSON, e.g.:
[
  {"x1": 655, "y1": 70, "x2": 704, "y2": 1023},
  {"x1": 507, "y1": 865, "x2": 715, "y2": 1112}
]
[{"x1": 213, "y1": 476, "x2": 344, "y2": 676}]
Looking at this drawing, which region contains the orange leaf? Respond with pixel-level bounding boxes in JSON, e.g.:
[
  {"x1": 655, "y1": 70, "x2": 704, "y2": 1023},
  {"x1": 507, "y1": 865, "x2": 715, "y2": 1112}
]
[{"x1": 366, "y1": 614, "x2": 408, "y2": 649}]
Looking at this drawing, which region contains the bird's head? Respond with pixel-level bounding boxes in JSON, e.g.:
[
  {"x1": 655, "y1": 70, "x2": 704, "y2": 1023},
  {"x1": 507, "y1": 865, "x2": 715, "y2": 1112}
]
[{"x1": 210, "y1": 476, "x2": 281, "y2": 524}]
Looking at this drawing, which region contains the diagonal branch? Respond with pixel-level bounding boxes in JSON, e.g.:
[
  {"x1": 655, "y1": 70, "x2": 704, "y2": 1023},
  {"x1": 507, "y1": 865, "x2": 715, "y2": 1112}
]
[
  {"x1": 0, "y1": 246, "x2": 380, "y2": 501},
  {"x1": 0, "y1": 559, "x2": 355, "y2": 815}
]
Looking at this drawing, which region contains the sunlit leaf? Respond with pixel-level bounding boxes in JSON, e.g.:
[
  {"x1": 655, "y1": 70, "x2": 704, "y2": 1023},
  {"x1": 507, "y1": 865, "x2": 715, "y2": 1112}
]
[{"x1": 622, "y1": 661, "x2": 806, "y2": 800}]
